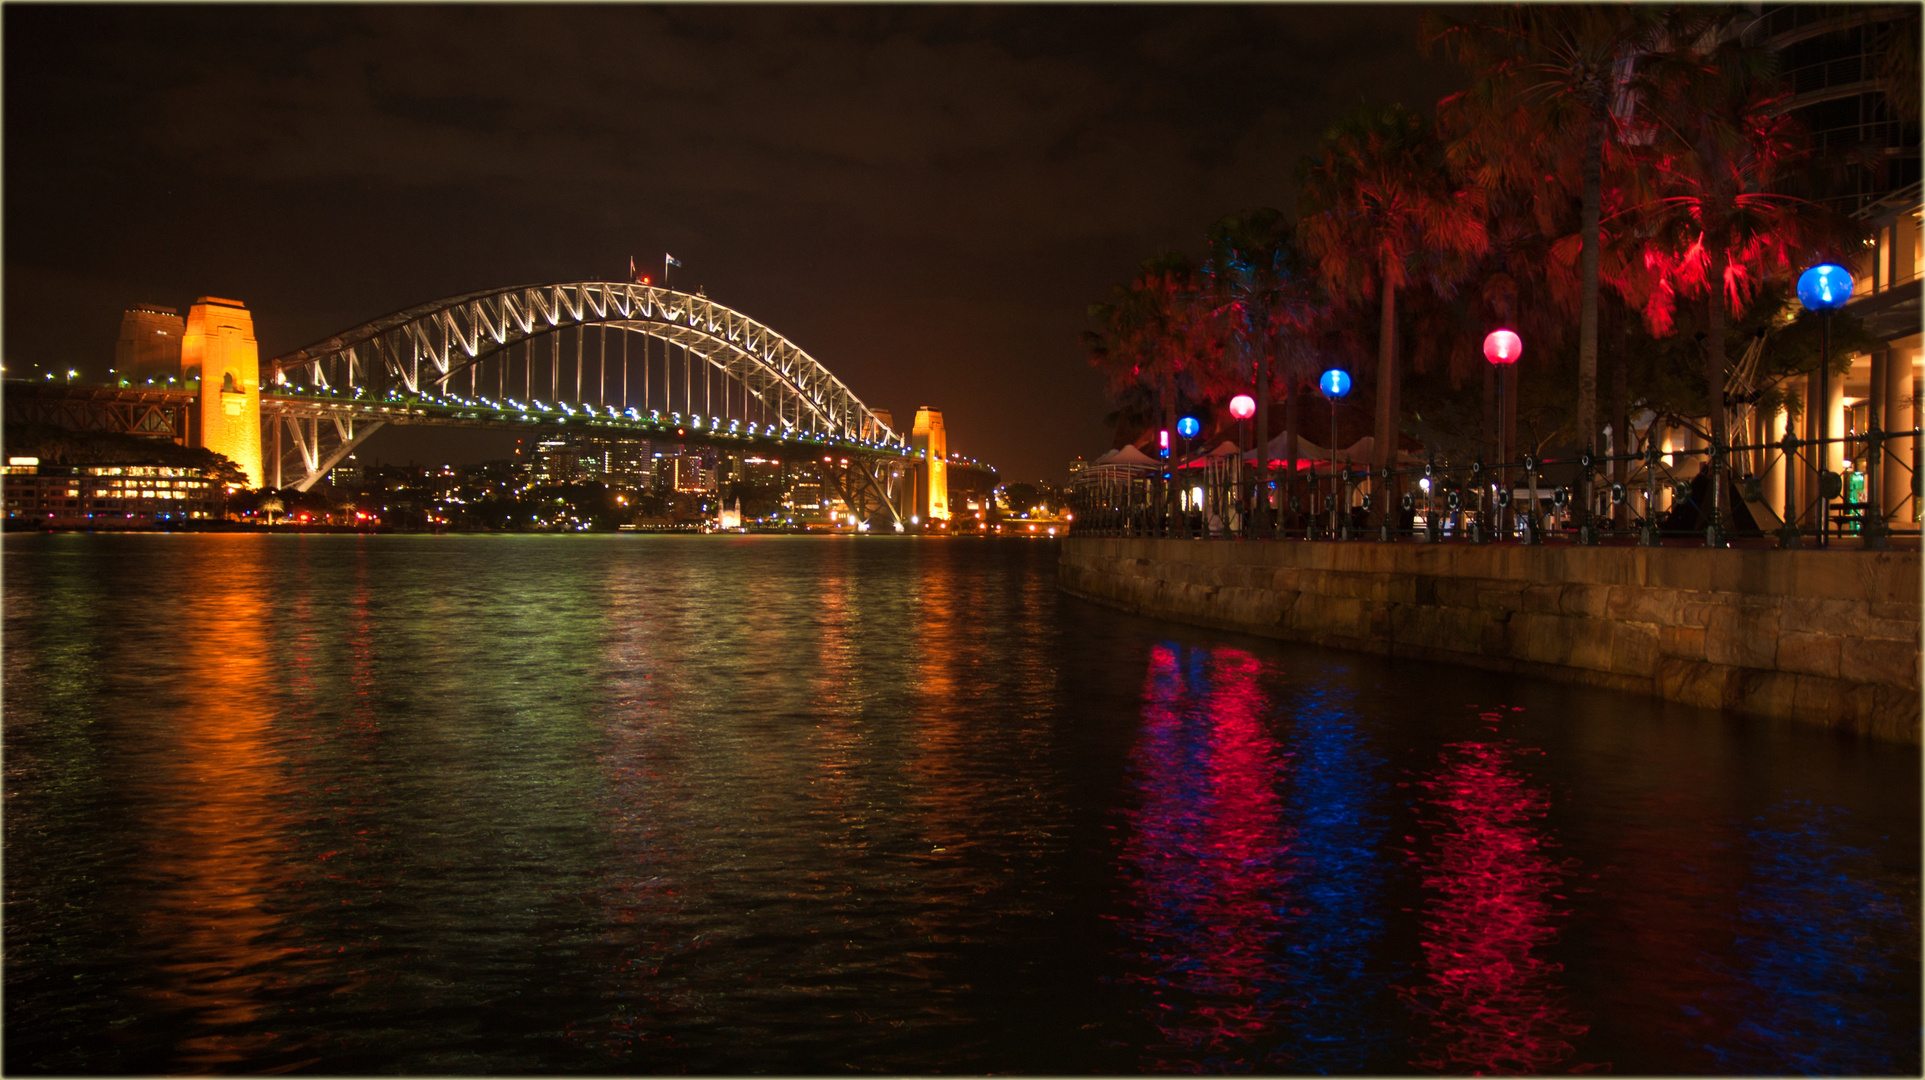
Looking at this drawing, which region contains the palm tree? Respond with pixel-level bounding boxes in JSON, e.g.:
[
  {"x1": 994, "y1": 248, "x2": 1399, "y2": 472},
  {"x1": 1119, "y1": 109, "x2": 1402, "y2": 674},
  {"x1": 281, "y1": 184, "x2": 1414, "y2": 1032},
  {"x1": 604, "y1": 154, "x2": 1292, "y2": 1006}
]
[
  {"x1": 1085, "y1": 253, "x2": 1211, "y2": 534},
  {"x1": 1204, "y1": 209, "x2": 1321, "y2": 535},
  {"x1": 1425, "y1": 6, "x2": 1725, "y2": 471},
  {"x1": 1641, "y1": 40, "x2": 1854, "y2": 458},
  {"x1": 1297, "y1": 103, "x2": 1485, "y2": 513}
]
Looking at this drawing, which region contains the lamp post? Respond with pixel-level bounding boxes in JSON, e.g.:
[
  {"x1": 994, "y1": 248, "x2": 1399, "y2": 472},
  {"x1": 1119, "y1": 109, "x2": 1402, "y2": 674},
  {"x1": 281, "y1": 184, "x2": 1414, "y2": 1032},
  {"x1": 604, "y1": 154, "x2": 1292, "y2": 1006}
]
[
  {"x1": 1319, "y1": 368, "x2": 1351, "y2": 537},
  {"x1": 1157, "y1": 425, "x2": 1172, "y2": 537},
  {"x1": 1229, "y1": 393, "x2": 1257, "y2": 537},
  {"x1": 1796, "y1": 263, "x2": 1852, "y2": 548},
  {"x1": 1483, "y1": 329, "x2": 1521, "y2": 541},
  {"x1": 1177, "y1": 415, "x2": 1201, "y2": 532}
]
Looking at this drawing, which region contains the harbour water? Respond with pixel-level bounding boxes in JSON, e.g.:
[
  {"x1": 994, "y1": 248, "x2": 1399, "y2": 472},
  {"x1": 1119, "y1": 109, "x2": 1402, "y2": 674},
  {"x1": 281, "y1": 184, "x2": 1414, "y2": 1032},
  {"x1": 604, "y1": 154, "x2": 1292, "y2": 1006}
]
[{"x1": 3, "y1": 533, "x2": 1918, "y2": 1074}]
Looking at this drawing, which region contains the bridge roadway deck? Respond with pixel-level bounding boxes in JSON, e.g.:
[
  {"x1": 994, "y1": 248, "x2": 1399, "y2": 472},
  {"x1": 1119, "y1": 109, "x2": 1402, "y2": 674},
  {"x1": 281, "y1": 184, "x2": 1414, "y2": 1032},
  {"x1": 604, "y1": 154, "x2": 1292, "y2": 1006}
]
[
  {"x1": 5, "y1": 380, "x2": 999, "y2": 493},
  {"x1": 259, "y1": 388, "x2": 996, "y2": 482}
]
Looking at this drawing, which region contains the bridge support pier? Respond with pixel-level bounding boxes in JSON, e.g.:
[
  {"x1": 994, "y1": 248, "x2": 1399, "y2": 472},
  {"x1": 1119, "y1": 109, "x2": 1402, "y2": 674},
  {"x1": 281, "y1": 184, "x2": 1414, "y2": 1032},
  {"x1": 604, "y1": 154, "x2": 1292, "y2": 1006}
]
[{"x1": 184, "y1": 297, "x2": 264, "y2": 488}]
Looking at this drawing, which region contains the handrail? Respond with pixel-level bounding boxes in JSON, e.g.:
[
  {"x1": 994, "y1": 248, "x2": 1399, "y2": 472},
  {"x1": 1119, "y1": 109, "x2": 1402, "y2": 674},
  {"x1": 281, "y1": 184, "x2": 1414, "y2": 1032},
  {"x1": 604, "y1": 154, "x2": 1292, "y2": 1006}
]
[{"x1": 1068, "y1": 427, "x2": 1923, "y2": 550}]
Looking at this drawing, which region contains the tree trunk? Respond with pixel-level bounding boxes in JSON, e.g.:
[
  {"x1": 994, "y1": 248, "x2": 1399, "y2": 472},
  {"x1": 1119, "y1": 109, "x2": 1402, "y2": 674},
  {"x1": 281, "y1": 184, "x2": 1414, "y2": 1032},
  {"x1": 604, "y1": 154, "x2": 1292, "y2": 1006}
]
[
  {"x1": 1374, "y1": 274, "x2": 1398, "y2": 527},
  {"x1": 1612, "y1": 312, "x2": 1631, "y2": 530},
  {"x1": 1254, "y1": 337, "x2": 1271, "y2": 536},
  {"x1": 1283, "y1": 376, "x2": 1300, "y2": 531},
  {"x1": 1706, "y1": 245, "x2": 1728, "y2": 535},
  {"x1": 1577, "y1": 103, "x2": 1604, "y2": 524},
  {"x1": 1705, "y1": 248, "x2": 1727, "y2": 450}
]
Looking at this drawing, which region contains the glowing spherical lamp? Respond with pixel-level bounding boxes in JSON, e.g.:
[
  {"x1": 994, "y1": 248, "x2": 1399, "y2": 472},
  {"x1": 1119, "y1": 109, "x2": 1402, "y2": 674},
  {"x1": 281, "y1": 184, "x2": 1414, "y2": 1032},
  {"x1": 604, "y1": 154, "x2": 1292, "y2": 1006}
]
[
  {"x1": 1796, "y1": 263, "x2": 1853, "y2": 311},
  {"x1": 1483, "y1": 329, "x2": 1522, "y2": 365},
  {"x1": 1319, "y1": 368, "x2": 1352, "y2": 398},
  {"x1": 1228, "y1": 394, "x2": 1257, "y2": 420},
  {"x1": 1176, "y1": 416, "x2": 1201, "y2": 438}
]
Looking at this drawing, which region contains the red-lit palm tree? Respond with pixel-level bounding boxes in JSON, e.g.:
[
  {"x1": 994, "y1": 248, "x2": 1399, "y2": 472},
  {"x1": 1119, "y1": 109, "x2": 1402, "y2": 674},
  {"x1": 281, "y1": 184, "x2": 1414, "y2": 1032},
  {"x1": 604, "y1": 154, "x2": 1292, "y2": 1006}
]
[
  {"x1": 1640, "y1": 41, "x2": 1853, "y2": 455},
  {"x1": 1424, "y1": 5, "x2": 1726, "y2": 467},
  {"x1": 1298, "y1": 103, "x2": 1486, "y2": 503}
]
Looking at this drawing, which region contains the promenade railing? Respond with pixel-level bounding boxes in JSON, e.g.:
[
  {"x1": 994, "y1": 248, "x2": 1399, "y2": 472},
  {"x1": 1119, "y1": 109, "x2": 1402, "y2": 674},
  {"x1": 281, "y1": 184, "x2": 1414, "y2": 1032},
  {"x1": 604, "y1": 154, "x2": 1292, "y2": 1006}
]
[{"x1": 1068, "y1": 426, "x2": 1923, "y2": 550}]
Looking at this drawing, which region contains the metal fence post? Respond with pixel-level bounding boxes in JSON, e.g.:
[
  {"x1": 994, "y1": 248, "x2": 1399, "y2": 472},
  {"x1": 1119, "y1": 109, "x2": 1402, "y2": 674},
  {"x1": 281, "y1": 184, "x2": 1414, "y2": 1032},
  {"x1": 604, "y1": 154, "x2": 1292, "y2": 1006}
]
[
  {"x1": 1641, "y1": 443, "x2": 1661, "y2": 546},
  {"x1": 1862, "y1": 423, "x2": 1889, "y2": 550}
]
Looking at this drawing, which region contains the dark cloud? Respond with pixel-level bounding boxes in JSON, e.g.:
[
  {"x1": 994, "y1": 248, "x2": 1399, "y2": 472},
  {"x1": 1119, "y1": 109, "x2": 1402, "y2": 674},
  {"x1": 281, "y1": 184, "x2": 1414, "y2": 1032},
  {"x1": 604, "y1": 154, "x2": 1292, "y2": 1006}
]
[{"x1": 4, "y1": 4, "x2": 1461, "y2": 482}]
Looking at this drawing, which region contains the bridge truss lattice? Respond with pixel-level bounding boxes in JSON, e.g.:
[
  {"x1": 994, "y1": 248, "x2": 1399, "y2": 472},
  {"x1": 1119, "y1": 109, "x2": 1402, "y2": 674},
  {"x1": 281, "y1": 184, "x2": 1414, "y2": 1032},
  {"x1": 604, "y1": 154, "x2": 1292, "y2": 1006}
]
[
  {"x1": 268, "y1": 283, "x2": 898, "y2": 440},
  {"x1": 259, "y1": 283, "x2": 930, "y2": 522}
]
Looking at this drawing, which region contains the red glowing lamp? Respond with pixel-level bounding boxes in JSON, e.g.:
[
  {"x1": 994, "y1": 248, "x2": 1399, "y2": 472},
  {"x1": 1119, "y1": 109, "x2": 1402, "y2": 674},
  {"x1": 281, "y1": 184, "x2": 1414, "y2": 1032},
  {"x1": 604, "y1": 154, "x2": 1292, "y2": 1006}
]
[
  {"x1": 1482, "y1": 329, "x2": 1522, "y2": 365},
  {"x1": 1228, "y1": 394, "x2": 1257, "y2": 420}
]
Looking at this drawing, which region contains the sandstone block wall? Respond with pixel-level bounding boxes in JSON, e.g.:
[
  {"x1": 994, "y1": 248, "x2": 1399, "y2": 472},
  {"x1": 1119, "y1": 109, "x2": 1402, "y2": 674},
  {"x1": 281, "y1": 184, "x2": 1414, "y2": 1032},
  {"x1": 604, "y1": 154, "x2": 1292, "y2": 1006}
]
[{"x1": 1059, "y1": 538, "x2": 1921, "y2": 743}]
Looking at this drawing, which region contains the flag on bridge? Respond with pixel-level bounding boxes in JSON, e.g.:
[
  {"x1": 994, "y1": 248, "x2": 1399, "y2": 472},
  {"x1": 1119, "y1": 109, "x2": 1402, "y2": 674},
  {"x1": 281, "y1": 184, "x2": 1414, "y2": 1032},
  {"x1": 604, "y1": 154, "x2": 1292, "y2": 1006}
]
[{"x1": 666, "y1": 254, "x2": 682, "y2": 267}]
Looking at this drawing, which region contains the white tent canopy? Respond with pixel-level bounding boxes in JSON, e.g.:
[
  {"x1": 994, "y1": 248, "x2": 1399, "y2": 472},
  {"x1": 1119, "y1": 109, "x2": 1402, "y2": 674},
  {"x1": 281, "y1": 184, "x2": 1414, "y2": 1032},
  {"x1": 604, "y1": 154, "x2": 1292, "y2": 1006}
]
[
  {"x1": 1240, "y1": 433, "x2": 1422, "y2": 468},
  {"x1": 1093, "y1": 443, "x2": 1159, "y2": 466}
]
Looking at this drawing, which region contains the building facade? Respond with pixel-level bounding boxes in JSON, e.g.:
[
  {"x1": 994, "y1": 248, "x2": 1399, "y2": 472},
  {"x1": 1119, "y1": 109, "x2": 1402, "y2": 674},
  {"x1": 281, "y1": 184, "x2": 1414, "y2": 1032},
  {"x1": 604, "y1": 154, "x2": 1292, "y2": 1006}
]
[{"x1": 3, "y1": 458, "x2": 219, "y2": 526}]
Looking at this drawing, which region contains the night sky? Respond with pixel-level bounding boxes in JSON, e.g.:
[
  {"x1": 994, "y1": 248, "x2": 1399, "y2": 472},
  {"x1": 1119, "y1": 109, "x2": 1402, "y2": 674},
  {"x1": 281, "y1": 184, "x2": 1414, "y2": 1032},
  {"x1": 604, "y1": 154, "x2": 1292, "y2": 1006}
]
[{"x1": 5, "y1": 4, "x2": 1462, "y2": 483}]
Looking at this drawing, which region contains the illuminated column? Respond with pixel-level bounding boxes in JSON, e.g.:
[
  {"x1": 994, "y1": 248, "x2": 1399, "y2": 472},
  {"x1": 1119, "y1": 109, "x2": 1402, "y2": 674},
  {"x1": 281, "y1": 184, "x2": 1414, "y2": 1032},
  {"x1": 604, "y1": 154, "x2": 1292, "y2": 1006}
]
[
  {"x1": 911, "y1": 407, "x2": 949, "y2": 521},
  {"x1": 182, "y1": 296, "x2": 263, "y2": 489},
  {"x1": 1827, "y1": 368, "x2": 1847, "y2": 477},
  {"x1": 1886, "y1": 347, "x2": 1919, "y2": 520},
  {"x1": 1764, "y1": 407, "x2": 1788, "y2": 524}
]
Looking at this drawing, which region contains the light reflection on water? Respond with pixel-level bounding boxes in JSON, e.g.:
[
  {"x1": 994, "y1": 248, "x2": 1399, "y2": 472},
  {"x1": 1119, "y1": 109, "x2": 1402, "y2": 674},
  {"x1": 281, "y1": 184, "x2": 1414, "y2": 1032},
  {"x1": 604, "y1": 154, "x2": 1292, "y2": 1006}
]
[
  {"x1": 1400, "y1": 717, "x2": 1589, "y2": 1074},
  {"x1": 133, "y1": 551, "x2": 314, "y2": 1071},
  {"x1": 3, "y1": 533, "x2": 1917, "y2": 1075},
  {"x1": 1112, "y1": 644, "x2": 1297, "y2": 1072}
]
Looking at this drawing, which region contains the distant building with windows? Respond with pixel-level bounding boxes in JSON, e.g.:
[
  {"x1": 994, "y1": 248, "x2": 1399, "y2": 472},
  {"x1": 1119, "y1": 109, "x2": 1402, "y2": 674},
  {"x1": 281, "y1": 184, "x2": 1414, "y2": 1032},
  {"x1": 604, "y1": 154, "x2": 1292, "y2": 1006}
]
[
  {"x1": 670, "y1": 453, "x2": 715, "y2": 493},
  {"x1": 3, "y1": 458, "x2": 218, "y2": 526}
]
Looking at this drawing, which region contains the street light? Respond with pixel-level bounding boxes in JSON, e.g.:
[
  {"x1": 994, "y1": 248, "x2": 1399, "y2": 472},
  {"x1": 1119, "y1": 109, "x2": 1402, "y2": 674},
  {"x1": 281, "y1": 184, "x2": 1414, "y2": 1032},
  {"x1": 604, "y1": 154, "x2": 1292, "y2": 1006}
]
[
  {"x1": 1232, "y1": 390, "x2": 1262, "y2": 535},
  {"x1": 1797, "y1": 262, "x2": 1852, "y2": 548},
  {"x1": 1484, "y1": 329, "x2": 1521, "y2": 540},
  {"x1": 1174, "y1": 415, "x2": 1202, "y2": 518},
  {"x1": 1229, "y1": 394, "x2": 1258, "y2": 534},
  {"x1": 1320, "y1": 368, "x2": 1351, "y2": 536}
]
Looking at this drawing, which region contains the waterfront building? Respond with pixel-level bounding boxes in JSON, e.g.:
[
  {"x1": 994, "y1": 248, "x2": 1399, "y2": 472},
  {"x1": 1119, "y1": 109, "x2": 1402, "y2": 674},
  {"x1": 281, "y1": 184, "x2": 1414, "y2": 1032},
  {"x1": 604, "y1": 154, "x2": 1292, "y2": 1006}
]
[
  {"x1": 2, "y1": 457, "x2": 218, "y2": 525},
  {"x1": 1752, "y1": 5, "x2": 1921, "y2": 525}
]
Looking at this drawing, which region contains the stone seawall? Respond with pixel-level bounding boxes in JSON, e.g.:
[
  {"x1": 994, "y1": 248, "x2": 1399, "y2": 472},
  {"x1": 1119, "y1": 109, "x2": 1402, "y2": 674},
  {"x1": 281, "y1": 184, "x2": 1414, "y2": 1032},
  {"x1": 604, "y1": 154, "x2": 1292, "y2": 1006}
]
[{"x1": 1059, "y1": 537, "x2": 1922, "y2": 743}]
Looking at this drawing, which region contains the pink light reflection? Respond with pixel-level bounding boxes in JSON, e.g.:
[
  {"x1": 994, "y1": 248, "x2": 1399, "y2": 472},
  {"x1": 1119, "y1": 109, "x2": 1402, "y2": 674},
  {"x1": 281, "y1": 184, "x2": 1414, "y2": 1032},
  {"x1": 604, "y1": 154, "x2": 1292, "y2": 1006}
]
[
  {"x1": 1114, "y1": 643, "x2": 1295, "y2": 1070},
  {"x1": 1402, "y1": 714, "x2": 1593, "y2": 1074}
]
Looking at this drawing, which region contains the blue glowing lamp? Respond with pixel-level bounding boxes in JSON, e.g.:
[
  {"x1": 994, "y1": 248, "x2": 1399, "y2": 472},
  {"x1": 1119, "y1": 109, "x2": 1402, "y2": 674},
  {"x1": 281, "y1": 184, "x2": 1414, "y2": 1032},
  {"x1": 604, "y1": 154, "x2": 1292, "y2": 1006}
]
[
  {"x1": 1796, "y1": 263, "x2": 1853, "y2": 311},
  {"x1": 1176, "y1": 416, "x2": 1201, "y2": 439},
  {"x1": 1319, "y1": 368, "x2": 1352, "y2": 399}
]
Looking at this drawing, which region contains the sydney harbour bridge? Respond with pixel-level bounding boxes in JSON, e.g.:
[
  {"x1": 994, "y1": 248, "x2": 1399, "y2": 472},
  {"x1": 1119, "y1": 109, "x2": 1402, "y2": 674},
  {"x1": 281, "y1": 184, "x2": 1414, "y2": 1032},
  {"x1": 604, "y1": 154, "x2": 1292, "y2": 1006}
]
[{"x1": 9, "y1": 282, "x2": 996, "y2": 527}]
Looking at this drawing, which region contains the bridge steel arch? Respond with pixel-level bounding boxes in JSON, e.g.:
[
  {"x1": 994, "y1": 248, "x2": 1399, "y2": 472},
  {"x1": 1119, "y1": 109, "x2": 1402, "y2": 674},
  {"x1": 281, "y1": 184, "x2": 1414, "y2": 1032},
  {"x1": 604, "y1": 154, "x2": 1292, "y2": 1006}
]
[
  {"x1": 258, "y1": 283, "x2": 950, "y2": 523},
  {"x1": 266, "y1": 283, "x2": 901, "y2": 446}
]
